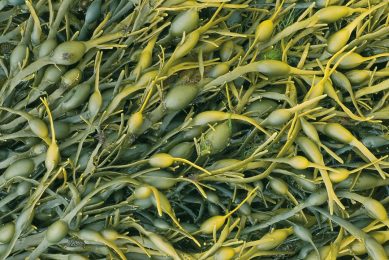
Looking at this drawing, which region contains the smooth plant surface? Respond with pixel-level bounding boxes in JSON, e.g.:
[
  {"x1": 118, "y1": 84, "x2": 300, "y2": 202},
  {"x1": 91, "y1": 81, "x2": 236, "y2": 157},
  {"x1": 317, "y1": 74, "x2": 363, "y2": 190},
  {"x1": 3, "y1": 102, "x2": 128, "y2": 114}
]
[{"x1": 0, "y1": 0, "x2": 388, "y2": 259}]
